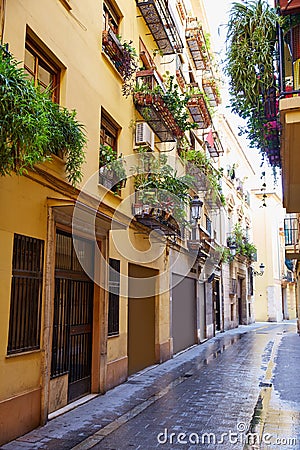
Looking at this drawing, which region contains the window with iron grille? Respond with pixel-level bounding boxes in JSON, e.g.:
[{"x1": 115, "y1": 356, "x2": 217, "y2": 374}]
[
  {"x1": 248, "y1": 267, "x2": 254, "y2": 296},
  {"x1": 99, "y1": 111, "x2": 121, "y2": 193},
  {"x1": 7, "y1": 234, "x2": 44, "y2": 355},
  {"x1": 206, "y1": 215, "x2": 212, "y2": 236},
  {"x1": 108, "y1": 258, "x2": 120, "y2": 336}
]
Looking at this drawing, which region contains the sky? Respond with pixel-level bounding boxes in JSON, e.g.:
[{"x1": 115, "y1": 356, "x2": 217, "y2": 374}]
[{"x1": 202, "y1": 0, "x2": 281, "y2": 194}]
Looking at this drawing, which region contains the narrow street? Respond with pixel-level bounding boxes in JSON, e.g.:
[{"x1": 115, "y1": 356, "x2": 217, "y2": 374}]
[{"x1": 3, "y1": 322, "x2": 300, "y2": 450}]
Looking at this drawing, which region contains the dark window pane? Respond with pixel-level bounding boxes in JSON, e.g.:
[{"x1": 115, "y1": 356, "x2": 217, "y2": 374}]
[
  {"x1": 7, "y1": 234, "x2": 44, "y2": 355},
  {"x1": 108, "y1": 258, "x2": 120, "y2": 336}
]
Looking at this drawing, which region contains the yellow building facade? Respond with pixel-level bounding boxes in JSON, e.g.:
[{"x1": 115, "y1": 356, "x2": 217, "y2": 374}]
[
  {"x1": 0, "y1": 0, "x2": 257, "y2": 444},
  {"x1": 252, "y1": 191, "x2": 297, "y2": 322}
]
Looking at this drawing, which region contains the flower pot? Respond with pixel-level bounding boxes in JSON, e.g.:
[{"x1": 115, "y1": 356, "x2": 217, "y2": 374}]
[{"x1": 145, "y1": 94, "x2": 153, "y2": 104}]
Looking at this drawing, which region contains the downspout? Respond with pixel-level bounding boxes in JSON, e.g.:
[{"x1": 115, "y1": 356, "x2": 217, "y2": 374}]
[{"x1": 40, "y1": 206, "x2": 55, "y2": 425}]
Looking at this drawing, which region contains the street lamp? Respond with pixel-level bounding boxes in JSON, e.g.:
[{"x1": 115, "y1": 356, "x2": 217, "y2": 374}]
[
  {"x1": 253, "y1": 262, "x2": 265, "y2": 276},
  {"x1": 191, "y1": 195, "x2": 203, "y2": 222}
]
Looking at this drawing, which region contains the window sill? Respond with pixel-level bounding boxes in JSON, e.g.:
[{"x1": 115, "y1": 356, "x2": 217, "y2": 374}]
[
  {"x1": 108, "y1": 333, "x2": 120, "y2": 339},
  {"x1": 6, "y1": 349, "x2": 41, "y2": 358},
  {"x1": 59, "y1": 0, "x2": 72, "y2": 10}
]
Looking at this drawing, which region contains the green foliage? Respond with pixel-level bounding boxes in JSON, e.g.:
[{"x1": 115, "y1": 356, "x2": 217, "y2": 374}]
[
  {"x1": 132, "y1": 150, "x2": 194, "y2": 227},
  {"x1": 181, "y1": 148, "x2": 225, "y2": 205},
  {"x1": 0, "y1": 46, "x2": 86, "y2": 185},
  {"x1": 219, "y1": 246, "x2": 232, "y2": 263},
  {"x1": 227, "y1": 223, "x2": 257, "y2": 261},
  {"x1": 99, "y1": 143, "x2": 126, "y2": 190},
  {"x1": 225, "y1": 0, "x2": 279, "y2": 158},
  {"x1": 162, "y1": 75, "x2": 198, "y2": 132},
  {"x1": 134, "y1": 74, "x2": 198, "y2": 133},
  {"x1": 120, "y1": 40, "x2": 138, "y2": 98}
]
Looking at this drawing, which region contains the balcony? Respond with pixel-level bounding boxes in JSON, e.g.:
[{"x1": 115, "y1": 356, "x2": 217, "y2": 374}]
[
  {"x1": 278, "y1": 0, "x2": 300, "y2": 15},
  {"x1": 102, "y1": 29, "x2": 128, "y2": 77},
  {"x1": 202, "y1": 78, "x2": 221, "y2": 107},
  {"x1": 133, "y1": 69, "x2": 184, "y2": 142},
  {"x1": 186, "y1": 19, "x2": 209, "y2": 71},
  {"x1": 276, "y1": 11, "x2": 300, "y2": 210},
  {"x1": 284, "y1": 216, "x2": 300, "y2": 259},
  {"x1": 136, "y1": 0, "x2": 183, "y2": 55},
  {"x1": 187, "y1": 226, "x2": 212, "y2": 260},
  {"x1": 204, "y1": 130, "x2": 224, "y2": 157},
  {"x1": 132, "y1": 191, "x2": 181, "y2": 237},
  {"x1": 187, "y1": 93, "x2": 211, "y2": 129},
  {"x1": 176, "y1": 68, "x2": 186, "y2": 91}
]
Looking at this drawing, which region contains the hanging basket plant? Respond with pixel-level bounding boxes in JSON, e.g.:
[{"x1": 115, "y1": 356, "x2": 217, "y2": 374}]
[
  {"x1": 225, "y1": 0, "x2": 281, "y2": 167},
  {"x1": 0, "y1": 46, "x2": 86, "y2": 186}
]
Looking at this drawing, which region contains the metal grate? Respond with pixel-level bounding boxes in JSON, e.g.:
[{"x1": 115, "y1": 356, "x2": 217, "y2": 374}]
[
  {"x1": 284, "y1": 217, "x2": 298, "y2": 246},
  {"x1": 7, "y1": 234, "x2": 44, "y2": 355},
  {"x1": 108, "y1": 258, "x2": 120, "y2": 336},
  {"x1": 136, "y1": 0, "x2": 183, "y2": 55},
  {"x1": 51, "y1": 230, "x2": 94, "y2": 402}
]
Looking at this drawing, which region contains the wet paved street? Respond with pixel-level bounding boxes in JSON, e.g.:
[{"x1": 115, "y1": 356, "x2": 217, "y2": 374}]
[{"x1": 2, "y1": 322, "x2": 300, "y2": 450}]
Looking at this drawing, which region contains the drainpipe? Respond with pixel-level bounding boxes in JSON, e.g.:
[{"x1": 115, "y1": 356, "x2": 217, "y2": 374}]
[{"x1": 40, "y1": 207, "x2": 55, "y2": 425}]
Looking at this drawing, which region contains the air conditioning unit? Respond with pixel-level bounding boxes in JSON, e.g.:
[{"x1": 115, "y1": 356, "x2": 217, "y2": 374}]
[{"x1": 135, "y1": 122, "x2": 154, "y2": 151}]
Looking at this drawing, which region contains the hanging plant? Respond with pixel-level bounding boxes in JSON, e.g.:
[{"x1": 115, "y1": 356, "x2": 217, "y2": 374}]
[
  {"x1": 227, "y1": 223, "x2": 257, "y2": 262},
  {"x1": 0, "y1": 46, "x2": 86, "y2": 185},
  {"x1": 162, "y1": 75, "x2": 198, "y2": 133},
  {"x1": 120, "y1": 40, "x2": 138, "y2": 98},
  {"x1": 99, "y1": 143, "x2": 126, "y2": 191},
  {"x1": 131, "y1": 150, "x2": 194, "y2": 228},
  {"x1": 225, "y1": 0, "x2": 281, "y2": 166},
  {"x1": 181, "y1": 148, "x2": 226, "y2": 206}
]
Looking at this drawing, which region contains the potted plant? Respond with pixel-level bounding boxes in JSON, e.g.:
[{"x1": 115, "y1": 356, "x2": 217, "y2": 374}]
[
  {"x1": 0, "y1": 46, "x2": 86, "y2": 186},
  {"x1": 99, "y1": 144, "x2": 126, "y2": 191},
  {"x1": 131, "y1": 151, "x2": 194, "y2": 229}
]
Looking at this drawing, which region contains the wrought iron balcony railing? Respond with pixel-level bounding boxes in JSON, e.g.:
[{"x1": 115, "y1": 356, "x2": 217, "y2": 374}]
[
  {"x1": 136, "y1": 0, "x2": 183, "y2": 55},
  {"x1": 187, "y1": 226, "x2": 213, "y2": 260},
  {"x1": 187, "y1": 93, "x2": 211, "y2": 129},
  {"x1": 132, "y1": 191, "x2": 181, "y2": 237},
  {"x1": 202, "y1": 78, "x2": 221, "y2": 107},
  {"x1": 276, "y1": 4, "x2": 300, "y2": 97},
  {"x1": 102, "y1": 29, "x2": 126, "y2": 76},
  {"x1": 186, "y1": 19, "x2": 209, "y2": 71},
  {"x1": 133, "y1": 69, "x2": 184, "y2": 142},
  {"x1": 204, "y1": 130, "x2": 224, "y2": 158}
]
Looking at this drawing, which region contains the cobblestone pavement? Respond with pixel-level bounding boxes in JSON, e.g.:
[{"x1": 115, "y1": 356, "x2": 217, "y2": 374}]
[{"x1": 2, "y1": 322, "x2": 300, "y2": 450}]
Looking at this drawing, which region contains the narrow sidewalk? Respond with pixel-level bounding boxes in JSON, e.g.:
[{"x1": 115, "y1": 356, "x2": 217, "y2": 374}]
[{"x1": 1, "y1": 322, "x2": 279, "y2": 450}]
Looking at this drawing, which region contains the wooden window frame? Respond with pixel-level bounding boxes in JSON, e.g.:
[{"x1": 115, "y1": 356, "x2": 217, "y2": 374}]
[
  {"x1": 7, "y1": 234, "x2": 44, "y2": 355},
  {"x1": 59, "y1": 0, "x2": 72, "y2": 11},
  {"x1": 100, "y1": 114, "x2": 119, "y2": 152},
  {"x1": 103, "y1": 0, "x2": 120, "y2": 35},
  {"x1": 205, "y1": 215, "x2": 212, "y2": 236},
  {"x1": 108, "y1": 258, "x2": 120, "y2": 336},
  {"x1": 24, "y1": 37, "x2": 61, "y2": 103}
]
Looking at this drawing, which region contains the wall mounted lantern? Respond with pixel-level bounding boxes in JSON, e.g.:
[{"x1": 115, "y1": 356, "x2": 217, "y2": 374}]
[
  {"x1": 191, "y1": 195, "x2": 203, "y2": 222},
  {"x1": 253, "y1": 262, "x2": 265, "y2": 276}
]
